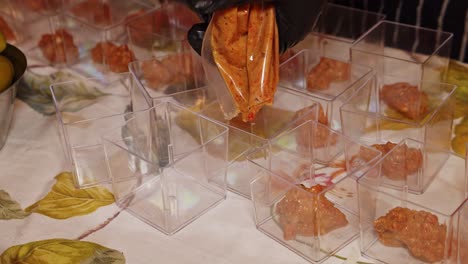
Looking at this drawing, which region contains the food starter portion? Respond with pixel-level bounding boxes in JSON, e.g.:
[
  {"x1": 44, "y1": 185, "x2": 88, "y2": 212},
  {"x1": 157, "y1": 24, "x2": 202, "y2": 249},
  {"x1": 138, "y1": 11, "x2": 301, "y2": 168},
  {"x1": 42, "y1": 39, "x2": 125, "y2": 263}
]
[
  {"x1": 374, "y1": 207, "x2": 447, "y2": 263},
  {"x1": 38, "y1": 29, "x2": 79, "y2": 64},
  {"x1": 359, "y1": 142, "x2": 423, "y2": 180},
  {"x1": 306, "y1": 57, "x2": 350, "y2": 91},
  {"x1": 91, "y1": 42, "x2": 135, "y2": 73},
  {"x1": 381, "y1": 82, "x2": 429, "y2": 120},
  {"x1": 276, "y1": 184, "x2": 348, "y2": 240}
]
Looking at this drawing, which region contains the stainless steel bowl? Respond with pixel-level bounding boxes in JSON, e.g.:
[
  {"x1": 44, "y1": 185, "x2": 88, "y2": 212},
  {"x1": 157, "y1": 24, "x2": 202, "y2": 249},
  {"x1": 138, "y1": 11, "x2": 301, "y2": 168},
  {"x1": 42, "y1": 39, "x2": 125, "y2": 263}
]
[{"x1": 0, "y1": 44, "x2": 27, "y2": 150}]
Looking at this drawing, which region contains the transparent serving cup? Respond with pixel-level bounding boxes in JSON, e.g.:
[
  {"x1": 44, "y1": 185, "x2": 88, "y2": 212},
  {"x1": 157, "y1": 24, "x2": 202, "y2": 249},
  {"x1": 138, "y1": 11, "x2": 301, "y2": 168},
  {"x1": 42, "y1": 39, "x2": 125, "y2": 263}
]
[
  {"x1": 56, "y1": 0, "x2": 153, "y2": 76},
  {"x1": 128, "y1": 53, "x2": 207, "y2": 110},
  {"x1": 340, "y1": 81, "x2": 456, "y2": 168},
  {"x1": 200, "y1": 88, "x2": 320, "y2": 199},
  {"x1": 280, "y1": 48, "x2": 374, "y2": 130},
  {"x1": 102, "y1": 102, "x2": 229, "y2": 235},
  {"x1": 0, "y1": 0, "x2": 71, "y2": 26},
  {"x1": 50, "y1": 73, "x2": 150, "y2": 188},
  {"x1": 350, "y1": 21, "x2": 453, "y2": 88},
  {"x1": 358, "y1": 138, "x2": 468, "y2": 264},
  {"x1": 291, "y1": 3, "x2": 385, "y2": 61},
  {"x1": 126, "y1": 2, "x2": 201, "y2": 60},
  {"x1": 249, "y1": 120, "x2": 381, "y2": 263}
]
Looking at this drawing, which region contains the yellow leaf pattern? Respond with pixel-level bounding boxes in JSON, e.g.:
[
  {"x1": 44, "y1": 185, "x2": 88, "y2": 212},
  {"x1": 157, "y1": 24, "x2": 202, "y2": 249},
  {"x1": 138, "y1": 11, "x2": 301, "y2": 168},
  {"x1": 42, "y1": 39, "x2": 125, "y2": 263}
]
[
  {"x1": 25, "y1": 172, "x2": 115, "y2": 219},
  {"x1": 0, "y1": 239, "x2": 125, "y2": 264}
]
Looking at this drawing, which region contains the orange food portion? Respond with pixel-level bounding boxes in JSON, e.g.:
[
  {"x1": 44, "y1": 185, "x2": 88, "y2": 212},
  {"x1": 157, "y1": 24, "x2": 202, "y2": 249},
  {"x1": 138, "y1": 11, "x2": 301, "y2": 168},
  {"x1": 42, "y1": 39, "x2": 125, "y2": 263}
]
[
  {"x1": 91, "y1": 42, "x2": 135, "y2": 73},
  {"x1": 374, "y1": 207, "x2": 447, "y2": 263},
  {"x1": 277, "y1": 184, "x2": 348, "y2": 240},
  {"x1": 126, "y1": 10, "x2": 168, "y2": 47},
  {"x1": 359, "y1": 142, "x2": 423, "y2": 180},
  {"x1": 293, "y1": 104, "x2": 329, "y2": 126},
  {"x1": 381, "y1": 82, "x2": 429, "y2": 120},
  {"x1": 38, "y1": 29, "x2": 79, "y2": 64},
  {"x1": 23, "y1": 0, "x2": 62, "y2": 12},
  {"x1": 0, "y1": 17, "x2": 15, "y2": 41},
  {"x1": 307, "y1": 57, "x2": 350, "y2": 91},
  {"x1": 293, "y1": 105, "x2": 338, "y2": 149},
  {"x1": 71, "y1": 0, "x2": 111, "y2": 25},
  {"x1": 141, "y1": 53, "x2": 194, "y2": 89},
  {"x1": 211, "y1": 4, "x2": 279, "y2": 122},
  {"x1": 90, "y1": 41, "x2": 114, "y2": 64}
]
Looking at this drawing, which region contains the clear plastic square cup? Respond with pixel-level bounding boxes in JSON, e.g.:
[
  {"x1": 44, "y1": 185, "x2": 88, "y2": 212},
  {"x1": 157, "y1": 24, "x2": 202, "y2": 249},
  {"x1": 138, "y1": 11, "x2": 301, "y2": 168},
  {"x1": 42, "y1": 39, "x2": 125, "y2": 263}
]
[
  {"x1": 0, "y1": 0, "x2": 71, "y2": 26},
  {"x1": 340, "y1": 81, "x2": 457, "y2": 175},
  {"x1": 50, "y1": 73, "x2": 150, "y2": 188},
  {"x1": 280, "y1": 48, "x2": 374, "y2": 130},
  {"x1": 126, "y1": 2, "x2": 201, "y2": 60},
  {"x1": 249, "y1": 120, "x2": 381, "y2": 263},
  {"x1": 358, "y1": 138, "x2": 468, "y2": 264},
  {"x1": 200, "y1": 88, "x2": 320, "y2": 199},
  {"x1": 102, "y1": 102, "x2": 229, "y2": 235},
  {"x1": 129, "y1": 54, "x2": 206, "y2": 109},
  {"x1": 56, "y1": 0, "x2": 153, "y2": 75},
  {"x1": 292, "y1": 3, "x2": 385, "y2": 60},
  {"x1": 350, "y1": 21, "x2": 453, "y2": 88}
]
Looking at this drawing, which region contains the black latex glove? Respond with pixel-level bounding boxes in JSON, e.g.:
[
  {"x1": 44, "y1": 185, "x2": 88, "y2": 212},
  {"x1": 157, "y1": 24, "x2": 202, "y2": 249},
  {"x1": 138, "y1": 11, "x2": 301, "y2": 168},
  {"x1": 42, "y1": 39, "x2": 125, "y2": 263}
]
[{"x1": 180, "y1": 0, "x2": 326, "y2": 55}]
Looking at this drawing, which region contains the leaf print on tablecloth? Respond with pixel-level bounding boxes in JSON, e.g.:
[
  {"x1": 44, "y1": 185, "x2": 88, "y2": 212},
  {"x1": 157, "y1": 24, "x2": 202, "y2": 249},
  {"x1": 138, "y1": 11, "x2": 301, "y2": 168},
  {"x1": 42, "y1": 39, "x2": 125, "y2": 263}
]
[
  {"x1": 0, "y1": 239, "x2": 125, "y2": 264},
  {"x1": 446, "y1": 61, "x2": 468, "y2": 118},
  {"x1": 25, "y1": 172, "x2": 115, "y2": 219},
  {"x1": 0, "y1": 190, "x2": 30, "y2": 220},
  {"x1": 17, "y1": 70, "x2": 107, "y2": 116},
  {"x1": 452, "y1": 118, "x2": 468, "y2": 156}
]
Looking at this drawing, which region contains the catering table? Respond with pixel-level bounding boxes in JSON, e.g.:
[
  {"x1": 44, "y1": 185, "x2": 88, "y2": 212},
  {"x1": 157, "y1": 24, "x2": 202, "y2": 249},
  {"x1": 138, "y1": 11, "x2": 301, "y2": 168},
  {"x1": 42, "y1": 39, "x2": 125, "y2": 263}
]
[{"x1": 0, "y1": 54, "x2": 467, "y2": 263}]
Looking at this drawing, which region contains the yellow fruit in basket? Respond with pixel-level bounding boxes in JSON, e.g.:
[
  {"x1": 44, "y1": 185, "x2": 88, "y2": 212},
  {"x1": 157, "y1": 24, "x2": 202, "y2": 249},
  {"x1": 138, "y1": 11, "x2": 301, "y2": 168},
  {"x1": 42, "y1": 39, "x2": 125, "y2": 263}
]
[
  {"x1": 0, "y1": 55, "x2": 14, "y2": 92},
  {"x1": 0, "y1": 31, "x2": 6, "y2": 53}
]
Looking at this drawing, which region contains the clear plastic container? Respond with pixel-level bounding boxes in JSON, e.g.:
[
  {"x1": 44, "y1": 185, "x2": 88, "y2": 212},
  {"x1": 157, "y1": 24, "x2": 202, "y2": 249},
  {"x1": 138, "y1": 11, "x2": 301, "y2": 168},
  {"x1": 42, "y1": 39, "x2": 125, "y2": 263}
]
[
  {"x1": 0, "y1": 0, "x2": 69, "y2": 20},
  {"x1": 341, "y1": 81, "x2": 456, "y2": 160},
  {"x1": 0, "y1": 0, "x2": 77, "y2": 65},
  {"x1": 17, "y1": 14, "x2": 71, "y2": 66},
  {"x1": 201, "y1": 88, "x2": 320, "y2": 198},
  {"x1": 280, "y1": 48, "x2": 374, "y2": 130},
  {"x1": 356, "y1": 138, "x2": 454, "y2": 195},
  {"x1": 358, "y1": 138, "x2": 468, "y2": 264},
  {"x1": 292, "y1": 3, "x2": 385, "y2": 60},
  {"x1": 102, "y1": 102, "x2": 229, "y2": 235},
  {"x1": 350, "y1": 21, "x2": 453, "y2": 88},
  {"x1": 54, "y1": 0, "x2": 153, "y2": 75},
  {"x1": 249, "y1": 120, "x2": 381, "y2": 263},
  {"x1": 128, "y1": 53, "x2": 206, "y2": 107},
  {"x1": 126, "y1": 2, "x2": 201, "y2": 60},
  {"x1": 50, "y1": 73, "x2": 150, "y2": 189}
]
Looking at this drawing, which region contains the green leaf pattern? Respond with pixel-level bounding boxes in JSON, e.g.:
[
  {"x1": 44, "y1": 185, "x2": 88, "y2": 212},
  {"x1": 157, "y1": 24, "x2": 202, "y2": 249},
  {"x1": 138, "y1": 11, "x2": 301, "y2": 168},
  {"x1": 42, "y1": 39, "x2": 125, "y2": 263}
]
[
  {"x1": 0, "y1": 190, "x2": 30, "y2": 220},
  {"x1": 0, "y1": 239, "x2": 125, "y2": 264},
  {"x1": 17, "y1": 71, "x2": 107, "y2": 116}
]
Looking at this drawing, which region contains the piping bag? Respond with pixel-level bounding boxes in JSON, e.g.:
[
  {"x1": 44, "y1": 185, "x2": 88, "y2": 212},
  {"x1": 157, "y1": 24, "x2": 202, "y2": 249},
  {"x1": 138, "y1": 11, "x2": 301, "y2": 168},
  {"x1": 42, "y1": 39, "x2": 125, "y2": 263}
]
[{"x1": 201, "y1": 1, "x2": 279, "y2": 122}]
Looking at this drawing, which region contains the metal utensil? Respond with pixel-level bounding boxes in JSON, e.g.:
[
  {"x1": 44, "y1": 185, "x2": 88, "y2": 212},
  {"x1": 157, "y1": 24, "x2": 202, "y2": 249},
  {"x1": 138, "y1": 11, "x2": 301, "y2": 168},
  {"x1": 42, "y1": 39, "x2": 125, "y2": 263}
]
[{"x1": 0, "y1": 44, "x2": 27, "y2": 150}]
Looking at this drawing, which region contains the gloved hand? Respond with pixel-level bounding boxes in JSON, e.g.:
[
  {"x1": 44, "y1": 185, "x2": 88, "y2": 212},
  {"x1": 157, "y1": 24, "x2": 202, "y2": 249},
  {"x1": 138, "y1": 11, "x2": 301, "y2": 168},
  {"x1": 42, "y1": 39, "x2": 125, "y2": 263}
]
[{"x1": 179, "y1": 0, "x2": 327, "y2": 55}]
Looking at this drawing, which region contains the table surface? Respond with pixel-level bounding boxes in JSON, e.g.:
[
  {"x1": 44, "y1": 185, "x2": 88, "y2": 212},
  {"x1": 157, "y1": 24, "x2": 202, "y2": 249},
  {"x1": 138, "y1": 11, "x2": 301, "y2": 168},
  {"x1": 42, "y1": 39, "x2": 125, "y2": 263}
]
[{"x1": 0, "y1": 54, "x2": 466, "y2": 264}]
